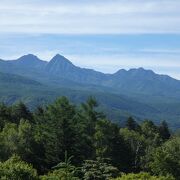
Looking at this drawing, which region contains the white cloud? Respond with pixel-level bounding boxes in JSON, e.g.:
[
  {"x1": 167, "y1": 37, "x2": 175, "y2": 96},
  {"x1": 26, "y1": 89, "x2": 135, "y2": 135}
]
[{"x1": 0, "y1": 0, "x2": 180, "y2": 34}]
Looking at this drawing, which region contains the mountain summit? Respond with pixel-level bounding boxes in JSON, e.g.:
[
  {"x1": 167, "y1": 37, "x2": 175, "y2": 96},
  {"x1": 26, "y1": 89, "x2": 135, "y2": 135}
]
[
  {"x1": 17, "y1": 54, "x2": 40, "y2": 61},
  {"x1": 50, "y1": 54, "x2": 73, "y2": 65},
  {"x1": 14, "y1": 54, "x2": 46, "y2": 68},
  {"x1": 46, "y1": 54, "x2": 75, "y2": 75}
]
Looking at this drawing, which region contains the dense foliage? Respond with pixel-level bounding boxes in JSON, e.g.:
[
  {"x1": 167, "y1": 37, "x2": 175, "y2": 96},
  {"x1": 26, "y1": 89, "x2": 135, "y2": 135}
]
[
  {"x1": 0, "y1": 97, "x2": 179, "y2": 179},
  {"x1": 112, "y1": 172, "x2": 174, "y2": 180}
]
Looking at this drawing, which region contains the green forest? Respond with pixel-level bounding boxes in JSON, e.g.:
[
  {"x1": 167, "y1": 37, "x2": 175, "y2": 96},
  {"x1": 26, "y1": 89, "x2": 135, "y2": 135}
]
[{"x1": 0, "y1": 96, "x2": 179, "y2": 180}]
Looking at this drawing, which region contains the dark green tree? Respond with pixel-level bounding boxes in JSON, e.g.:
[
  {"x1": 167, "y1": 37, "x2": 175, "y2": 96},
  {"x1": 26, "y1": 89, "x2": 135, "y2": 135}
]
[
  {"x1": 125, "y1": 117, "x2": 140, "y2": 132},
  {"x1": 158, "y1": 121, "x2": 171, "y2": 141},
  {"x1": 0, "y1": 103, "x2": 11, "y2": 129},
  {"x1": 34, "y1": 97, "x2": 80, "y2": 169},
  {"x1": 95, "y1": 119, "x2": 133, "y2": 172},
  {"x1": 81, "y1": 97, "x2": 104, "y2": 136},
  {"x1": 77, "y1": 97, "x2": 105, "y2": 160},
  {"x1": 11, "y1": 102, "x2": 32, "y2": 124}
]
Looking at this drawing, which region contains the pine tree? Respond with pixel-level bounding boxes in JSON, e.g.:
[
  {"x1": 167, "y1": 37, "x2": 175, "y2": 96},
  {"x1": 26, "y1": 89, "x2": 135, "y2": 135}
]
[{"x1": 159, "y1": 121, "x2": 171, "y2": 140}]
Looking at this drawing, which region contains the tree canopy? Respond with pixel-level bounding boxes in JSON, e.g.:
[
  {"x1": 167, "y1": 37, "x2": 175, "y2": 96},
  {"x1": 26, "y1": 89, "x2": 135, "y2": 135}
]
[{"x1": 0, "y1": 97, "x2": 178, "y2": 179}]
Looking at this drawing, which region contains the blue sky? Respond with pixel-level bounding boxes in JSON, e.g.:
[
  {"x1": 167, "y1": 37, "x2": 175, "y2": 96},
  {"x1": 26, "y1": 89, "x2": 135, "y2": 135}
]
[{"x1": 0, "y1": 0, "x2": 180, "y2": 79}]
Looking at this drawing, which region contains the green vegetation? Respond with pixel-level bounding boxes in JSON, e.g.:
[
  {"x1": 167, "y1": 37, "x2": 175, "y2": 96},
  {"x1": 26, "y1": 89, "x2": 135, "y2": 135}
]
[
  {"x1": 0, "y1": 96, "x2": 179, "y2": 179},
  {"x1": 0, "y1": 155, "x2": 38, "y2": 180},
  {"x1": 112, "y1": 172, "x2": 174, "y2": 180}
]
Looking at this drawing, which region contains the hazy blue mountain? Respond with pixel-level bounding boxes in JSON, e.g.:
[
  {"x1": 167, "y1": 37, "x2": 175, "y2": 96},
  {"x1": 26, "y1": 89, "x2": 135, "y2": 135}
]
[
  {"x1": 45, "y1": 54, "x2": 106, "y2": 84},
  {"x1": 1, "y1": 54, "x2": 180, "y2": 98},
  {"x1": 110, "y1": 68, "x2": 180, "y2": 97},
  {"x1": 0, "y1": 71, "x2": 160, "y2": 126},
  {"x1": 44, "y1": 54, "x2": 180, "y2": 98},
  {"x1": 0, "y1": 54, "x2": 180, "y2": 128},
  {"x1": 0, "y1": 54, "x2": 47, "y2": 81}
]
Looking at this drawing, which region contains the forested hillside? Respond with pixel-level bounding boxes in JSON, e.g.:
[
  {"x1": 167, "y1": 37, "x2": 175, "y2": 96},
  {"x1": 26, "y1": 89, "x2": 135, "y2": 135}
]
[{"x1": 0, "y1": 97, "x2": 179, "y2": 179}]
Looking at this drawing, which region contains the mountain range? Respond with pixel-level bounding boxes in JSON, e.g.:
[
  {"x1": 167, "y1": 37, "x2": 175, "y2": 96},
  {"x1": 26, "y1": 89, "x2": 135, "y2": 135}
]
[{"x1": 0, "y1": 54, "x2": 180, "y2": 128}]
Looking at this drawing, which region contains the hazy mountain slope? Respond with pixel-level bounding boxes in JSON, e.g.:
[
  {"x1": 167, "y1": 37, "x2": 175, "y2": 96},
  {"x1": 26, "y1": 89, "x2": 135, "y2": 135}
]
[
  {"x1": 0, "y1": 54, "x2": 180, "y2": 128},
  {"x1": 0, "y1": 72, "x2": 41, "y2": 86},
  {"x1": 1, "y1": 54, "x2": 180, "y2": 98},
  {"x1": 44, "y1": 54, "x2": 180, "y2": 98},
  {"x1": 0, "y1": 71, "x2": 162, "y2": 125},
  {"x1": 0, "y1": 72, "x2": 155, "y2": 115},
  {"x1": 45, "y1": 54, "x2": 106, "y2": 84},
  {"x1": 0, "y1": 72, "x2": 179, "y2": 128},
  {"x1": 109, "y1": 68, "x2": 180, "y2": 97}
]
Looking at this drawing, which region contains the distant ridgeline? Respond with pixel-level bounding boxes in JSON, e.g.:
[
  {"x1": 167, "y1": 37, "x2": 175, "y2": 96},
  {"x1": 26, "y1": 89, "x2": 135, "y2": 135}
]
[{"x1": 0, "y1": 54, "x2": 180, "y2": 129}]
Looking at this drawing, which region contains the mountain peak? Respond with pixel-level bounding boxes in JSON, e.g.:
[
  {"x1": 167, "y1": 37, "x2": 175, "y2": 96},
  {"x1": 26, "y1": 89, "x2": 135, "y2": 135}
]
[
  {"x1": 14, "y1": 54, "x2": 46, "y2": 68},
  {"x1": 50, "y1": 54, "x2": 73, "y2": 65},
  {"x1": 53, "y1": 54, "x2": 64, "y2": 59},
  {"x1": 46, "y1": 54, "x2": 75, "y2": 75},
  {"x1": 17, "y1": 54, "x2": 40, "y2": 61},
  {"x1": 128, "y1": 67, "x2": 155, "y2": 75},
  {"x1": 114, "y1": 67, "x2": 156, "y2": 79},
  {"x1": 114, "y1": 69, "x2": 127, "y2": 74}
]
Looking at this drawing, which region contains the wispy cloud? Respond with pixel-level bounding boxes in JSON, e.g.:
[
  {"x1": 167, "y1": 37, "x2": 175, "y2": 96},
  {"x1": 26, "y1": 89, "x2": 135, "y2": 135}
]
[{"x1": 0, "y1": 0, "x2": 180, "y2": 34}]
